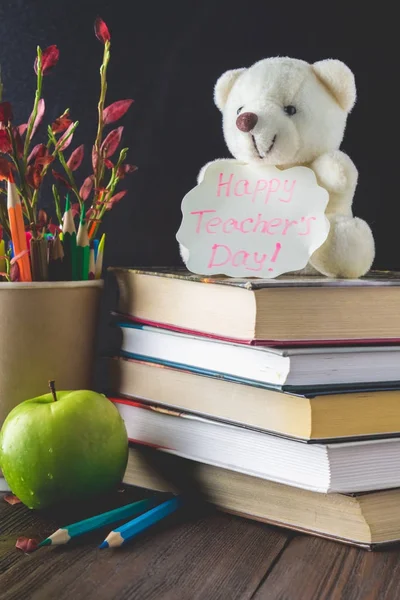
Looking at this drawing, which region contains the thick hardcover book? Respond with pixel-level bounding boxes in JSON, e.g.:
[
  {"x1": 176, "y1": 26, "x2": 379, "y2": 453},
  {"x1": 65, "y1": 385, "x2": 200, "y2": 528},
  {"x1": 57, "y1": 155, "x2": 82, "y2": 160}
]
[
  {"x1": 116, "y1": 321, "x2": 400, "y2": 391},
  {"x1": 109, "y1": 267, "x2": 400, "y2": 344},
  {"x1": 108, "y1": 357, "x2": 400, "y2": 441},
  {"x1": 125, "y1": 448, "x2": 400, "y2": 549},
  {"x1": 111, "y1": 398, "x2": 400, "y2": 494}
]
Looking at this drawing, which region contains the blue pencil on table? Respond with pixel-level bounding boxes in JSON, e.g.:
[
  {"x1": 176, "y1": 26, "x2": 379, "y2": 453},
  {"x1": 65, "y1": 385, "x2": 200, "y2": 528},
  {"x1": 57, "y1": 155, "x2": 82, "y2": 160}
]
[
  {"x1": 99, "y1": 496, "x2": 183, "y2": 549},
  {"x1": 38, "y1": 497, "x2": 159, "y2": 547}
]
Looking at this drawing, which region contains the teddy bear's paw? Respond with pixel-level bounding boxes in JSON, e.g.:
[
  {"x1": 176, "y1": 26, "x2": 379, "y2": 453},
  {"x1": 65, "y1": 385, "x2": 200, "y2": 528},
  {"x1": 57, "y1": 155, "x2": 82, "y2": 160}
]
[
  {"x1": 179, "y1": 244, "x2": 190, "y2": 265},
  {"x1": 311, "y1": 152, "x2": 355, "y2": 194},
  {"x1": 310, "y1": 215, "x2": 375, "y2": 278}
]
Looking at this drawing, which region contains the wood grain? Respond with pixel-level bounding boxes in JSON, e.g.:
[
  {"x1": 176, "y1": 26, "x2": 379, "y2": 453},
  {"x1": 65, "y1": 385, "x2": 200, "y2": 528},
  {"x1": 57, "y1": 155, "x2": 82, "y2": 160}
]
[
  {"x1": 252, "y1": 534, "x2": 400, "y2": 600},
  {"x1": 0, "y1": 490, "x2": 290, "y2": 600}
]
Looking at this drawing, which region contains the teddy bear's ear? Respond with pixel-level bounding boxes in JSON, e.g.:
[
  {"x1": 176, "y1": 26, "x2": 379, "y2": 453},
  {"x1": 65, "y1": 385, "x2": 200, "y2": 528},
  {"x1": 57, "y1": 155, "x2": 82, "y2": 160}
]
[
  {"x1": 313, "y1": 59, "x2": 356, "y2": 112},
  {"x1": 214, "y1": 68, "x2": 246, "y2": 111}
]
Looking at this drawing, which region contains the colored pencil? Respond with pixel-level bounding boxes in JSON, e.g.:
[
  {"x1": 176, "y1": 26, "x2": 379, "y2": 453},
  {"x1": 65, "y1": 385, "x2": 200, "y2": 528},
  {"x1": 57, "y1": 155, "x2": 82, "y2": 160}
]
[
  {"x1": 30, "y1": 237, "x2": 49, "y2": 281},
  {"x1": 95, "y1": 233, "x2": 105, "y2": 280},
  {"x1": 0, "y1": 239, "x2": 5, "y2": 274},
  {"x1": 76, "y1": 206, "x2": 90, "y2": 281},
  {"x1": 88, "y1": 242, "x2": 95, "y2": 280},
  {"x1": 39, "y1": 498, "x2": 159, "y2": 547},
  {"x1": 7, "y1": 180, "x2": 31, "y2": 282},
  {"x1": 99, "y1": 496, "x2": 182, "y2": 549},
  {"x1": 48, "y1": 232, "x2": 65, "y2": 281},
  {"x1": 62, "y1": 195, "x2": 77, "y2": 281},
  {"x1": 93, "y1": 238, "x2": 99, "y2": 261}
]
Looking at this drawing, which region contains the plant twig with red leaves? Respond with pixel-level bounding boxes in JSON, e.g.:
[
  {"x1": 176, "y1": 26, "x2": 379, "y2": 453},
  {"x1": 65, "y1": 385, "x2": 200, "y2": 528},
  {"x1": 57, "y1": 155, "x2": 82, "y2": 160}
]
[
  {"x1": 0, "y1": 44, "x2": 60, "y2": 237},
  {"x1": 0, "y1": 17, "x2": 136, "y2": 242},
  {"x1": 51, "y1": 17, "x2": 136, "y2": 239}
]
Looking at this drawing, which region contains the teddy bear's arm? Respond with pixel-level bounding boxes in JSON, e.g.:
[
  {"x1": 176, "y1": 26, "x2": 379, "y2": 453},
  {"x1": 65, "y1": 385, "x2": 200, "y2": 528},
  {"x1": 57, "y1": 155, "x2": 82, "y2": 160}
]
[{"x1": 311, "y1": 151, "x2": 358, "y2": 216}]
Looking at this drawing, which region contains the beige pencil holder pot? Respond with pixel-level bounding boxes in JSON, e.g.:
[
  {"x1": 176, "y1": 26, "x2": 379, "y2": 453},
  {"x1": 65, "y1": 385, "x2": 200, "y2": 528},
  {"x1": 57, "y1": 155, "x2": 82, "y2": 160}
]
[{"x1": 0, "y1": 280, "x2": 103, "y2": 429}]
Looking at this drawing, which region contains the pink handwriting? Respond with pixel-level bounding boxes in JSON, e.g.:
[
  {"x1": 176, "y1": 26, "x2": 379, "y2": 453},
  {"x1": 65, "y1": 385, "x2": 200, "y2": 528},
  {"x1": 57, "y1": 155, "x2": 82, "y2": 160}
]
[
  {"x1": 190, "y1": 211, "x2": 316, "y2": 237},
  {"x1": 217, "y1": 172, "x2": 296, "y2": 204},
  {"x1": 207, "y1": 242, "x2": 282, "y2": 273}
]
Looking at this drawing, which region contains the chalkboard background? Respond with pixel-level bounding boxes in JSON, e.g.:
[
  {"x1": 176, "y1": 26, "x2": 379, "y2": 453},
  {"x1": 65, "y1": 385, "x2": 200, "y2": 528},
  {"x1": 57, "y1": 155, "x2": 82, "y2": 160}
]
[{"x1": 0, "y1": 0, "x2": 397, "y2": 273}]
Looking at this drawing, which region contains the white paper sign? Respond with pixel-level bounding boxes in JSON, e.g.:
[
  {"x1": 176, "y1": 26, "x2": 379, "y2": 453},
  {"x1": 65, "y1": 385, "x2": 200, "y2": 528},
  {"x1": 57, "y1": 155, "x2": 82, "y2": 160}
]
[{"x1": 176, "y1": 161, "x2": 330, "y2": 278}]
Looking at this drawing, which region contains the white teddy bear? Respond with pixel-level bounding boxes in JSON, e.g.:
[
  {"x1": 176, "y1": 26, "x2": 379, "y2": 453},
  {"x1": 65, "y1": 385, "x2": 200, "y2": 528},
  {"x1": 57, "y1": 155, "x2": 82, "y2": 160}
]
[{"x1": 181, "y1": 57, "x2": 375, "y2": 278}]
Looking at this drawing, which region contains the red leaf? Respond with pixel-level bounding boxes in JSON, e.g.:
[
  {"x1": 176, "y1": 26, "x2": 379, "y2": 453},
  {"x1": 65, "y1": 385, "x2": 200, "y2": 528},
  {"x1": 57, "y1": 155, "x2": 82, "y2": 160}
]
[
  {"x1": 106, "y1": 189, "x2": 127, "y2": 209},
  {"x1": 35, "y1": 45, "x2": 59, "y2": 75},
  {"x1": 4, "y1": 494, "x2": 22, "y2": 505},
  {"x1": 48, "y1": 223, "x2": 60, "y2": 235},
  {"x1": 67, "y1": 145, "x2": 84, "y2": 171},
  {"x1": 38, "y1": 209, "x2": 48, "y2": 225},
  {"x1": 0, "y1": 157, "x2": 14, "y2": 181},
  {"x1": 71, "y1": 202, "x2": 81, "y2": 218},
  {"x1": 52, "y1": 170, "x2": 72, "y2": 188},
  {"x1": 28, "y1": 143, "x2": 46, "y2": 165},
  {"x1": 94, "y1": 17, "x2": 111, "y2": 44},
  {"x1": 0, "y1": 102, "x2": 13, "y2": 124},
  {"x1": 13, "y1": 129, "x2": 24, "y2": 158},
  {"x1": 100, "y1": 126, "x2": 123, "y2": 158},
  {"x1": 52, "y1": 112, "x2": 72, "y2": 134},
  {"x1": 28, "y1": 98, "x2": 45, "y2": 140},
  {"x1": 17, "y1": 123, "x2": 28, "y2": 136},
  {"x1": 104, "y1": 159, "x2": 113, "y2": 169},
  {"x1": 26, "y1": 166, "x2": 43, "y2": 189},
  {"x1": 80, "y1": 175, "x2": 94, "y2": 201},
  {"x1": 0, "y1": 130, "x2": 12, "y2": 153},
  {"x1": 103, "y1": 100, "x2": 134, "y2": 125},
  {"x1": 15, "y1": 537, "x2": 39, "y2": 553},
  {"x1": 56, "y1": 123, "x2": 74, "y2": 152},
  {"x1": 86, "y1": 207, "x2": 94, "y2": 220},
  {"x1": 36, "y1": 155, "x2": 54, "y2": 168},
  {"x1": 117, "y1": 164, "x2": 138, "y2": 179}
]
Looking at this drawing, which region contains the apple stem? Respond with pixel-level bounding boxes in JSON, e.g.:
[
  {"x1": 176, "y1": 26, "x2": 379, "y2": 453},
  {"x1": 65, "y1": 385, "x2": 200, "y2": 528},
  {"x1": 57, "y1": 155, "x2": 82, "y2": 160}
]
[{"x1": 48, "y1": 380, "x2": 57, "y2": 402}]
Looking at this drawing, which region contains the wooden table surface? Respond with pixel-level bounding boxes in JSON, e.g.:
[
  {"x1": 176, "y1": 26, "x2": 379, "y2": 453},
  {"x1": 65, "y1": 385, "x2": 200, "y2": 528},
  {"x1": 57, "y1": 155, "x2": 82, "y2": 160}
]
[{"x1": 1, "y1": 487, "x2": 400, "y2": 600}]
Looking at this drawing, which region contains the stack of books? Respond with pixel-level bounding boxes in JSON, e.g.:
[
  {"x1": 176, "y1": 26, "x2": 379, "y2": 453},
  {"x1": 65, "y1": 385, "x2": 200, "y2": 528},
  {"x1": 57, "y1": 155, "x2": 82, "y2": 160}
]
[{"x1": 107, "y1": 267, "x2": 400, "y2": 549}]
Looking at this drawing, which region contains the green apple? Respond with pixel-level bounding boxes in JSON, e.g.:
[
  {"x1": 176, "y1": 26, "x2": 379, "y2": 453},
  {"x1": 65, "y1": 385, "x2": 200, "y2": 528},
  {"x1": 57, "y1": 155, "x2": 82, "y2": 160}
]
[{"x1": 0, "y1": 386, "x2": 128, "y2": 509}]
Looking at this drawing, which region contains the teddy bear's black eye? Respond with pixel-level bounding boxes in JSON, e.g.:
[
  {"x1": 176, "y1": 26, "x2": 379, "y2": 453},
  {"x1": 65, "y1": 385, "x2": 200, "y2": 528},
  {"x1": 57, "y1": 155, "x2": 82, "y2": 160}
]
[
  {"x1": 237, "y1": 106, "x2": 244, "y2": 115},
  {"x1": 284, "y1": 105, "x2": 297, "y2": 116}
]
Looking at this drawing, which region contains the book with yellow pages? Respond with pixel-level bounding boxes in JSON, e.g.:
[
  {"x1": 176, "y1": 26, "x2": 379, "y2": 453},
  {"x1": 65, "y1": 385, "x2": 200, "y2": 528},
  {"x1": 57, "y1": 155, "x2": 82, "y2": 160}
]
[
  {"x1": 110, "y1": 267, "x2": 400, "y2": 344},
  {"x1": 124, "y1": 447, "x2": 400, "y2": 549},
  {"x1": 108, "y1": 357, "x2": 400, "y2": 441}
]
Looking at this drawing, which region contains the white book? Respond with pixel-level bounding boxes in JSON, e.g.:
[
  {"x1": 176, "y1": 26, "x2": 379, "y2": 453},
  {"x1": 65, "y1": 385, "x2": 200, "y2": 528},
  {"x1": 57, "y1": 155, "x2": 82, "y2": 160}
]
[
  {"x1": 118, "y1": 322, "x2": 400, "y2": 389},
  {"x1": 113, "y1": 398, "x2": 400, "y2": 494}
]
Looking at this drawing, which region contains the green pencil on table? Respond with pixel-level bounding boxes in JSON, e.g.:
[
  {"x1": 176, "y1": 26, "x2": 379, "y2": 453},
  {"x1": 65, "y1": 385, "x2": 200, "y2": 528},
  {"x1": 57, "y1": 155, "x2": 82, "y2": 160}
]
[
  {"x1": 62, "y1": 195, "x2": 77, "y2": 281},
  {"x1": 76, "y1": 205, "x2": 90, "y2": 281}
]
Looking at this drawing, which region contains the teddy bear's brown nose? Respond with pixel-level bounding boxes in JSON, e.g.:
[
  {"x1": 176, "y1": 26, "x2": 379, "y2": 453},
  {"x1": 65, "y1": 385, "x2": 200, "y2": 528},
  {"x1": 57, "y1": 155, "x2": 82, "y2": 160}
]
[{"x1": 236, "y1": 112, "x2": 258, "y2": 132}]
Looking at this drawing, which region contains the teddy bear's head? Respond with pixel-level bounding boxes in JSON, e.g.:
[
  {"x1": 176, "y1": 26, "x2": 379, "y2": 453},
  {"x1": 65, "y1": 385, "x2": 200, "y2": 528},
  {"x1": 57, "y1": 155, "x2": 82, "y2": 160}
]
[{"x1": 215, "y1": 57, "x2": 356, "y2": 166}]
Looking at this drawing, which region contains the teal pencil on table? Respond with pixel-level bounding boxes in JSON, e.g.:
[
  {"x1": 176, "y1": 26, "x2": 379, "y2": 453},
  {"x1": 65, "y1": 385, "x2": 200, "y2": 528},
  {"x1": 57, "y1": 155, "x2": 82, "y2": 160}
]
[
  {"x1": 62, "y1": 195, "x2": 77, "y2": 281},
  {"x1": 38, "y1": 497, "x2": 159, "y2": 547},
  {"x1": 76, "y1": 205, "x2": 90, "y2": 280},
  {"x1": 99, "y1": 496, "x2": 182, "y2": 549}
]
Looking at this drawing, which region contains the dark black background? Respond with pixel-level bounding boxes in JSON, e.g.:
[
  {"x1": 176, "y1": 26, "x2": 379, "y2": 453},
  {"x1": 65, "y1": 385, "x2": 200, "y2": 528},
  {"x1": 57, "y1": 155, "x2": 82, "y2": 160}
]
[{"x1": 0, "y1": 0, "x2": 397, "y2": 270}]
